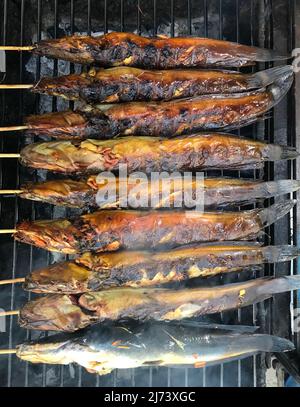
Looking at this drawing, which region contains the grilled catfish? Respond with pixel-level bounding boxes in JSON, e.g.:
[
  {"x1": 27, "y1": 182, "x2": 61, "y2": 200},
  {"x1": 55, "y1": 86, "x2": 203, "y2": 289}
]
[
  {"x1": 32, "y1": 66, "x2": 287, "y2": 103},
  {"x1": 14, "y1": 201, "x2": 295, "y2": 254},
  {"x1": 15, "y1": 321, "x2": 294, "y2": 375},
  {"x1": 31, "y1": 32, "x2": 289, "y2": 68},
  {"x1": 18, "y1": 275, "x2": 300, "y2": 331},
  {"x1": 19, "y1": 134, "x2": 298, "y2": 175},
  {"x1": 24, "y1": 244, "x2": 300, "y2": 294},
  {"x1": 24, "y1": 67, "x2": 293, "y2": 139},
  {"x1": 19, "y1": 177, "x2": 300, "y2": 210}
]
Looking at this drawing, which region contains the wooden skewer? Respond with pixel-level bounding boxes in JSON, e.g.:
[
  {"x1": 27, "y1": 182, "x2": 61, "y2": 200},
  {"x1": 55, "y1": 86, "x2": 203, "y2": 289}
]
[
  {"x1": 0, "y1": 84, "x2": 33, "y2": 89},
  {"x1": 0, "y1": 190, "x2": 22, "y2": 194},
  {"x1": 0, "y1": 126, "x2": 28, "y2": 132},
  {"x1": 0, "y1": 229, "x2": 17, "y2": 234},
  {"x1": 0, "y1": 278, "x2": 25, "y2": 285},
  {"x1": 0, "y1": 310, "x2": 19, "y2": 317},
  {"x1": 0, "y1": 154, "x2": 20, "y2": 158},
  {"x1": 0, "y1": 349, "x2": 17, "y2": 355},
  {"x1": 0, "y1": 45, "x2": 35, "y2": 51}
]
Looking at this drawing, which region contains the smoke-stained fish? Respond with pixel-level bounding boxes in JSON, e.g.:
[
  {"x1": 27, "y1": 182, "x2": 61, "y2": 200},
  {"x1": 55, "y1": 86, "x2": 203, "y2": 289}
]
[
  {"x1": 18, "y1": 275, "x2": 300, "y2": 331},
  {"x1": 31, "y1": 32, "x2": 289, "y2": 68},
  {"x1": 23, "y1": 244, "x2": 300, "y2": 293},
  {"x1": 32, "y1": 66, "x2": 288, "y2": 103},
  {"x1": 24, "y1": 66, "x2": 293, "y2": 139},
  {"x1": 19, "y1": 134, "x2": 298, "y2": 175},
  {"x1": 14, "y1": 200, "x2": 295, "y2": 254}
]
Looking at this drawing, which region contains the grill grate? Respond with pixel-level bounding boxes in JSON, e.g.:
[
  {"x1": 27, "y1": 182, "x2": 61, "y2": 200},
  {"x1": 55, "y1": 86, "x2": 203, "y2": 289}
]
[{"x1": 0, "y1": 0, "x2": 297, "y2": 387}]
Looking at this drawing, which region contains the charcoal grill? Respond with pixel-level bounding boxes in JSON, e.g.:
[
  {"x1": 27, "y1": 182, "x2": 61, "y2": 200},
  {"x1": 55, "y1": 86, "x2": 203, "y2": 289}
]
[{"x1": 0, "y1": 0, "x2": 299, "y2": 387}]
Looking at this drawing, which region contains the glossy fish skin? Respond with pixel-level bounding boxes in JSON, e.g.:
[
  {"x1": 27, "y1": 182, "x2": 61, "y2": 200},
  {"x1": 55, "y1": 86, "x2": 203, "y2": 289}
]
[
  {"x1": 19, "y1": 134, "x2": 298, "y2": 176},
  {"x1": 14, "y1": 201, "x2": 295, "y2": 254},
  {"x1": 16, "y1": 321, "x2": 295, "y2": 375},
  {"x1": 24, "y1": 68, "x2": 293, "y2": 139},
  {"x1": 32, "y1": 66, "x2": 287, "y2": 103},
  {"x1": 23, "y1": 244, "x2": 300, "y2": 294},
  {"x1": 18, "y1": 275, "x2": 300, "y2": 332},
  {"x1": 20, "y1": 177, "x2": 300, "y2": 210},
  {"x1": 32, "y1": 32, "x2": 289, "y2": 68}
]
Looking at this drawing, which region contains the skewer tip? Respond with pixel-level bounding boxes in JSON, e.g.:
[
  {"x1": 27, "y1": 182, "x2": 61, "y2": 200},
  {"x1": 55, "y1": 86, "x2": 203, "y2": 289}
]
[
  {"x1": 0, "y1": 278, "x2": 25, "y2": 285},
  {"x1": 0, "y1": 84, "x2": 33, "y2": 89},
  {"x1": 0, "y1": 229, "x2": 17, "y2": 234},
  {"x1": 0, "y1": 190, "x2": 22, "y2": 195},
  {"x1": 0, "y1": 154, "x2": 20, "y2": 159},
  {"x1": 0, "y1": 349, "x2": 17, "y2": 355},
  {"x1": 0, "y1": 310, "x2": 20, "y2": 317},
  {"x1": 0, "y1": 45, "x2": 35, "y2": 51},
  {"x1": 0, "y1": 126, "x2": 28, "y2": 132}
]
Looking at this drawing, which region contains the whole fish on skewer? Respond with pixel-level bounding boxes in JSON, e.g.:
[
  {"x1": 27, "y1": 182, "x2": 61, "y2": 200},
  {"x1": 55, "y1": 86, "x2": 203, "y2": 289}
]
[
  {"x1": 18, "y1": 275, "x2": 300, "y2": 332},
  {"x1": 18, "y1": 134, "x2": 298, "y2": 175},
  {"x1": 13, "y1": 201, "x2": 295, "y2": 254},
  {"x1": 30, "y1": 66, "x2": 287, "y2": 103},
  {"x1": 1, "y1": 32, "x2": 289, "y2": 68},
  {"x1": 17, "y1": 177, "x2": 300, "y2": 210},
  {"x1": 18, "y1": 66, "x2": 293, "y2": 139},
  {"x1": 14, "y1": 321, "x2": 295, "y2": 375},
  {"x1": 23, "y1": 243, "x2": 300, "y2": 294}
]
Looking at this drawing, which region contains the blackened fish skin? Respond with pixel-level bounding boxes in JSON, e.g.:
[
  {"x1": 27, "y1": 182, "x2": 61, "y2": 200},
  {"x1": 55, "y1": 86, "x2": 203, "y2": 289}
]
[
  {"x1": 32, "y1": 66, "x2": 288, "y2": 103},
  {"x1": 14, "y1": 201, "x2": 295, "y2": 254},
  {"x1": 23, "y1": 90, "x2": 274, "y2": 139},
  {"x1": 32, "y1": 32, "x2": 289, "y2": 68},
  {"x1": 24, "y1": 65, "x2": 294, "y2": 140}
]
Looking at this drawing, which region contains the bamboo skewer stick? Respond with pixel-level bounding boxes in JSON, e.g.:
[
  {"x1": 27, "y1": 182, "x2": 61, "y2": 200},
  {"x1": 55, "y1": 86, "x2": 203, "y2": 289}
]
[
  {"x1": 0, "y1": 229, "x2": 17, "y2": 234},
  {"x1": 0, "y1": 278, "x2": 25, "y2": 285},
  {"x1": 0, "y1": 45, "x2": 35, "y2": 51},
  {"x1": 0, "y1": 190, "x2": 22, "y2": 194},
  {"x1": 0, "y1": 349, "x2": 17, "y2": 355},
  {"x1": 0, "y1": 84, "x2": 33, "y2": 89},
  {"x1": 0, "y1": 154, "x2": 20, "y2": 158},
  {"x1": 0, "y1": 126, "x2": 28, "y2": 132},
  {"x1": 0, "y1": 310, "x2": 19, "y2": 317}
]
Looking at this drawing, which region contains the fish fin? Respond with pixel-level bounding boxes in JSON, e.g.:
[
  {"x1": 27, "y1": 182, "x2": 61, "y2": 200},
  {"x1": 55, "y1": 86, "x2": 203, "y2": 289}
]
[
  {"x1": 194, "y1": 361, "x2": 206, "y2": 368},
  {"x1": 163, "y1": 320, "x2": 260, "y2": 333},
  {"x1": 268, "y1": 66, "x2": 294, "y2": 107},
  {"x1": 170, "y1": 241, "x2": 262, "y2": 252},
  {"x1": 262, "y1": 180, "x2": 300, "y2": 196},
  {"x1": 246, "y1": 66, "x2": 293, "y2": 89},
  {"x1": 262, "y1": 245, "x2": 300, "y2": 263},
  {"x1": 257, "y1": 200, "x2": 296, "y2": 228},
  {"x1": 248, "y1": 46, "x2": 290, "y2": 62},
  {"x1": 262, "y1": 144, "x2": 299, "y2": 162},
  {"x1": 142, "y1": 360, "x2": 164, "y2": 366},
  {"x1": 256, "y1": 276, "x2": 300, "y2": 297},
  {"x1": 163, "y1": 329, "x2": 186, "y2": 350}
]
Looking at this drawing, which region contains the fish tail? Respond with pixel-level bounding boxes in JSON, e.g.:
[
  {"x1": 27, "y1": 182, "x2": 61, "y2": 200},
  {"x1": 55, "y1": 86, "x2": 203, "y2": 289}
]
[
  {"x1": 257, "y1": 200, "x2": 296, "y2": 227},
  {"x1": 262, "y1": 143, "x2": 299, "y2": 161},
  {"x1": 240, "y1": 334, "x2": 295, "y2": 353},
  {"x1": 267, "y1": 65, "x2": 294, "y2": 106},
  {"x1": 246, "y1": 65, "x2": 293, "y2": 89},
  {"x1": 250, "y1": 47, "x2": 290, "y2": 63},
  {"x1": 260, "y1": 180, "x2": 300, "y2": 197},
  {"x1": 262, "y1": 245, "x2": 300, "y2": 263},
  {"x1": 256, "y1": 275, "x2": 300, "y2": 299}
]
